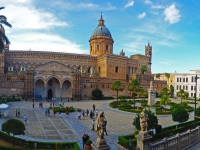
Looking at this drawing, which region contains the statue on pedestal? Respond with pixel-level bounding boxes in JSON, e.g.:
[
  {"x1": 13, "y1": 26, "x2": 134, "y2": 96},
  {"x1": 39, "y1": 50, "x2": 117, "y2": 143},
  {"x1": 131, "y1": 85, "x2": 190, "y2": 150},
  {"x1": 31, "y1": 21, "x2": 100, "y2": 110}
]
[
  {"x1": 140, "y1": 109, "x2": 148, "y2": 132},
  {"x1": 96, "y1": 112, "x2": 106, "y2": 139}
]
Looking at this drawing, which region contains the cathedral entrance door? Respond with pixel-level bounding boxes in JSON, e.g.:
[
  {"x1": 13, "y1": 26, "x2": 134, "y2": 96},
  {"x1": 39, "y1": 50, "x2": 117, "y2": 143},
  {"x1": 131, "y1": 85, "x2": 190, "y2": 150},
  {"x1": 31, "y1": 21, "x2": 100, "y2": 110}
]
[{"x1": 48, "y1": 89, "x2": 53, "y2": 99}]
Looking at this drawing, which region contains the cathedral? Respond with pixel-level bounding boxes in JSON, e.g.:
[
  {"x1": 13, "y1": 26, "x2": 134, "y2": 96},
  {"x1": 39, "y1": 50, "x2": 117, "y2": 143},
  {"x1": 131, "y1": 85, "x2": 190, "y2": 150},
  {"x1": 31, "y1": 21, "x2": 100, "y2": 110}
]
[{"x1": 0, "y1": 15, "x2": 166, "y2": 100}]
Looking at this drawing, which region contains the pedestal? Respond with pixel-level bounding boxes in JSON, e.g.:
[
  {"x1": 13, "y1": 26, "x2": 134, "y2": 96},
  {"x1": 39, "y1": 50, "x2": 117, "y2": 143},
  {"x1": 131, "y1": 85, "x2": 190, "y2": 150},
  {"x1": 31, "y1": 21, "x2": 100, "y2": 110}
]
[
  {"x1": 136, "y1": 131, "x2": 152, "y2": 150},
  {"x1": 91, "y1": 138, "x2": 110, "y2": 150}
]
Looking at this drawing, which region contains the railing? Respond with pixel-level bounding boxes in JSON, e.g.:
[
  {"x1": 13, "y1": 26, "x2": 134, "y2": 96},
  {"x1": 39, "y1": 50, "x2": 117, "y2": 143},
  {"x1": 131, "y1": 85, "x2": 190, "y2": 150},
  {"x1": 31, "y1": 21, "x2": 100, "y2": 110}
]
[{"x1": 150, "y1": 126, "x2": 200, "y2": 150}]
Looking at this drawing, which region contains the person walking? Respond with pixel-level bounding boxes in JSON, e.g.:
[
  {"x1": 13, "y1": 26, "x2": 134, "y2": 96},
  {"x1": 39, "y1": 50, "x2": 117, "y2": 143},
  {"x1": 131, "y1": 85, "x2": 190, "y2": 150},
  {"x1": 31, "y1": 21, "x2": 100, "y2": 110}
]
[
  {"x1": 18, "y1": 108, "x2": 20, "y2": 117},
  {"x1": 93, "y1": 104, "x2": 96, "y2": 111},
  {"x1": 82, "y1": 110, "x2": 85, "y2": 120},
  {"x1": 32, "y1": 102, "x2": 35, "y2": 108},
  {"x1": 89, "y1": 110, "x2": 93, "y2": 119},
  {"x1": 24, "y1": 115, "x2": 28, "y2": 125},
  {"x1": 78, "y1": 112, "x2": 81, "y2": 120},
  {"x1": 47, "y1": 108, "x2": 50, "y2": 116},
  {"x1": 45, "y1": 108, "x2": 48, "y2": 117},
  {"x1": 95, "y1": 109, "x2": 98, "y2": 118},
  {"x1": 91, "y1": 120, "x2": 95, "y2": 131},
  {"x1": 16, "y1": 109, "x2": 18, "y2": 118},
  {"x1": 82, "y1": 134, "x2": 87, "y2": 149},
  {"x1": 86, "y1": 109, "x2": 89, "y2": 117}
]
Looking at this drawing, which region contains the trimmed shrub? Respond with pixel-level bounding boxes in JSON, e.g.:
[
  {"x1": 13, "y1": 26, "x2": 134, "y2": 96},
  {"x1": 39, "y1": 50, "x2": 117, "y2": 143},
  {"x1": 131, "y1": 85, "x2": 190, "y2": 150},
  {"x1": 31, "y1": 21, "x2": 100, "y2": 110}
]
[{"x1": 118, "y1": 134, "x2": 136, "y2": 148}]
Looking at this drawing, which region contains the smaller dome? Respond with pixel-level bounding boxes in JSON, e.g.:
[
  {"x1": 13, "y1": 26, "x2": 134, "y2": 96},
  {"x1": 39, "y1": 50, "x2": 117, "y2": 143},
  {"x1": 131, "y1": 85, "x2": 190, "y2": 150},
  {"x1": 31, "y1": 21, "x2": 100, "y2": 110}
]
[{"x1": 91, "y1": 26, "x2": 112, "y2": 37}]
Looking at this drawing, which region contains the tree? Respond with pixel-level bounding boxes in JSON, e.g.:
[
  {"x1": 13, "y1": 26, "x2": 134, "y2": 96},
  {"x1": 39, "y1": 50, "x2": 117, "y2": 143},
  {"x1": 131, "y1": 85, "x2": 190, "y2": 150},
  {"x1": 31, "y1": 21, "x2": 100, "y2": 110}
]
[
  {"x1": 139, "y1": 88, "x2": 148, "y2": 100},
  {"x1": 128, "y1": 79, "x2": 141, "y2": 109},
  {"x1": 172, "y1": 105, "x2": 189, "y2": 124},
  {"x1": 169, "y1": 85, "x2": 174, "y2": 96},
  {"x1": 160, "y1": 87, "x2": 170, "y2": 96},
  {"x1": 2, "y1": 119, "x2": 25, "y2": 148},
  {"x1": 111, "y1": 80, "x2": 124, "y2": 101},
  {"x1": 92, "y1": 88, "x2": 102, "y2": 100},
  {"x1": 141, "y1": 65, "x2": 147, "y2": 74},
  {"x1": 0, "y1": 6, "x2": 12, "y2": 52},
  {"x1": 177, "y1": 89, "x2": 186, "y2": 103},
  {"x1": 196, "y1": 106, "x2": 200, "y2": 117},
  {"x1": 134, "y1": 109, "x2": 158, "y2": 131},
  {"x1": 156, "y1": 73, "x2": 160, "y2": 79},
  {"x1": 160, "y1": 95, "x2": 171, "y2": 112},
  {"x1": 165, "y1": 73, "x2": 170, "y2": 88}
]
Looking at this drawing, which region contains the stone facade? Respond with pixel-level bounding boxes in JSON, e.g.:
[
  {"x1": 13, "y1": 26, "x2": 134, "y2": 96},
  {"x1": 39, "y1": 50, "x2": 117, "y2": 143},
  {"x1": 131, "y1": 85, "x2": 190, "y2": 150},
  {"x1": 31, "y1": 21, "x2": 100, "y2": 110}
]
[{"x1": 0, "y1": 15, "x2": 166, "y2": 100}]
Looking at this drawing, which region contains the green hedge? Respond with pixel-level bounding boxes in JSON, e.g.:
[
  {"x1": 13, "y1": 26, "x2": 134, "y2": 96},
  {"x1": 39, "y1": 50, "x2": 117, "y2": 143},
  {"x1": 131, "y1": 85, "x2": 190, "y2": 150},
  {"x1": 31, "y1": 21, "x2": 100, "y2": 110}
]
[
  {"x1": 0, "y1": 131, "x2": 80, "y2": 150},
  {"x1": 52, "y1": 106, "x2": 75, "y2": 112},
  {"x1": 118, "y1": 134, "x2": 136, "y2": 148}
]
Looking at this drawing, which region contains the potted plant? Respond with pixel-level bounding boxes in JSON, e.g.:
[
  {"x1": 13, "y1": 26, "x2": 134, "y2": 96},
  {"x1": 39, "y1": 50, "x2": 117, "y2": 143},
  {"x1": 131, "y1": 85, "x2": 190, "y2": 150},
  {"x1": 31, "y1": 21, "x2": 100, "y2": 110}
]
[
  {"x1": 85, "y1": 139, "x2": 92, "y2": 150},
  {"x1": 65, "y1": 111, "x2": 69, "y2": 115}
]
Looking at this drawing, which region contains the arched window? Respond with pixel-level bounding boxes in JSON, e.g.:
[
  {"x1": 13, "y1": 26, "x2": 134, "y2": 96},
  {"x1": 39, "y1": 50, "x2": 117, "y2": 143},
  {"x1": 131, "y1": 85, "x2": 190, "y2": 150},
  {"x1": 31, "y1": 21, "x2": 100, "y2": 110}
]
[
  {"x1": 97, "y1": 44, "x2": 100, "y2": 50},
  {"x1": 8, "y1": 65, "x2": 14, "y2": 71},
  {"x1": 177, "y1": 77, "x2": 179, "y2": 82},
  {"x1": 20, "y1": 64, "x2": 26, "y2": 71},
  {"x1": 115, "y1": 67, "x2": 118, "y2": 73},
  {"x1": 106, "y1": 45, "x2": 108, "y2": 50}
]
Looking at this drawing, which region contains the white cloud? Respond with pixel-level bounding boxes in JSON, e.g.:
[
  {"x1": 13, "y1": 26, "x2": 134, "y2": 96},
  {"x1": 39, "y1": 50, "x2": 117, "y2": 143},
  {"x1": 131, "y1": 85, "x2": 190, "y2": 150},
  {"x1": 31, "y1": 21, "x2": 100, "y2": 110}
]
[
  {"x1": 144, "y1": 0, "x2": 152, "y2": 5},
  {"x1": 9, "y1": 32, "x2": 87, "y2": 54},
  {"x1": 0, "y1": 0, "x2": 87, "y2": 54},
  {"x1": 51, "y1": 1, "x2": 116, "y2": 11},
  {"x1": 164, "y1": 4, "x2": 180, "y2": 24},
  {"x1": 124, "y1": 1, "x2": 134, "y2": 9},
  {"x1": 138, "y1": 12, "x2": 146, "y2": 19}
]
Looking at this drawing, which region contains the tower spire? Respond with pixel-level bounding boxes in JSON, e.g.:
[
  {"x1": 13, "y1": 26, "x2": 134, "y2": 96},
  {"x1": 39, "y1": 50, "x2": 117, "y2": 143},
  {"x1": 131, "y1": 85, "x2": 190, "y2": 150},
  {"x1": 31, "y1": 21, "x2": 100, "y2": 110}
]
[{"x1": 98, "y1": 12, "x2": 105, "y2": 26}]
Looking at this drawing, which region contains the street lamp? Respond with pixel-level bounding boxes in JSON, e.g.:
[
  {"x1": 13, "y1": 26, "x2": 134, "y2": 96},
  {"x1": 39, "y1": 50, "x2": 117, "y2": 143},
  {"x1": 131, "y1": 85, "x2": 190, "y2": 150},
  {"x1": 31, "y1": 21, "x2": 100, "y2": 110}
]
[{"x1": 194, "y1": 74, "x2": 200, "y2": 127}]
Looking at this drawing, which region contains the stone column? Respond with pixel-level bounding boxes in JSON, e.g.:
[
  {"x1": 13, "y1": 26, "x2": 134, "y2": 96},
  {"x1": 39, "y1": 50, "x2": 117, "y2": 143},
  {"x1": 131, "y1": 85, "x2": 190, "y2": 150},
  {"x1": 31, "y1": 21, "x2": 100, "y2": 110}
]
[
  {"x1": 60, "y1": 88, "x2": 62, "y2": 98},
  {"x1": 136, "y1": 131, "x2": 152, "y2": 150},
  {"x1": 148, "y1": 81, "x2": 156, "y2": 106}
]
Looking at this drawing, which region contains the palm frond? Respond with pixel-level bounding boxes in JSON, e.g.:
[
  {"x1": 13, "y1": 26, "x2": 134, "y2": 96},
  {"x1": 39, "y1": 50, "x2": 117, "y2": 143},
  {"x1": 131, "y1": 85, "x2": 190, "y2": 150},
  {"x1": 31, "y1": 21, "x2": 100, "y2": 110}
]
[
  {"x1": 0, "y1": 15, "x2": 12, "y2": 28},
  {"x1": 0, "y1": 7, "x2": 5, "y2": 10},
  {"x1": 3, "y1": 34, "x2": 10, "y2": 44}
]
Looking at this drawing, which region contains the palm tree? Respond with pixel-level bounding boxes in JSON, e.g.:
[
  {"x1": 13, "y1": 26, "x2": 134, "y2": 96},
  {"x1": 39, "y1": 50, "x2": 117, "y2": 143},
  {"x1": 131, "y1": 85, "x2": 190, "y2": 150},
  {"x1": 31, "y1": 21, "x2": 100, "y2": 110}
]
[
  {"x1": 160, "y1": 95, "x2": 171, "y2": 112},
  {"x1": 156, "y1": 73, "x2": 160, "y2": 79},
  {"x1": 165, "y1": 73, "x2": 170, "y2": 88},
  {"x1": 111, "y1": 80, "x2": 124, "y2": 101},
  {"x1": 141, "y1": 65, "x2": 147, "y2": 74},
  {"x1": 177, "y1": 89, "x2": 186, "y2": 103},
  {"x1": 128, "y1": 79, "x2": 141, "y2": 109},
  {"x1": 0, "y1": 6, "x2": 12, "y2": 52}
]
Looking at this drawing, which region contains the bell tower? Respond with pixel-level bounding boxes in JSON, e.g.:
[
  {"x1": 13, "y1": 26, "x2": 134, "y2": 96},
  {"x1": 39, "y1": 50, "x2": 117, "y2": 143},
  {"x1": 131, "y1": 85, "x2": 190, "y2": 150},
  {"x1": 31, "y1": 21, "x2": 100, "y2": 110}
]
[
  {"x1": 145, "y1": 42, "x2": 152, "y2": 71},
  {"x1": 89, "y1": 15, "x2": 114, "y2": 56}
]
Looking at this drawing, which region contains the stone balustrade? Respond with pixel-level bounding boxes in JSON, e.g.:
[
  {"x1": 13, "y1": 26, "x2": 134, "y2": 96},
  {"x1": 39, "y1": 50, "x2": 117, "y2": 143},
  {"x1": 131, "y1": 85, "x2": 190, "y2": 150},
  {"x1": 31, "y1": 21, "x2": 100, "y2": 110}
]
[{"x1": 150, "y1": 126, "x2": 200, "y2": 150}]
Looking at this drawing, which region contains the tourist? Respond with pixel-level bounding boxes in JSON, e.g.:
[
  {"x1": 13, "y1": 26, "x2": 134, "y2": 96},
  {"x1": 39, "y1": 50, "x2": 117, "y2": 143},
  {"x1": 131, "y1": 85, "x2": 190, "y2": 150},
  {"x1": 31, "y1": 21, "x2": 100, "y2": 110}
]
[
  {"x1": 93, "y1": 104, "x2": 96, "y2": 111},
  {"x1": 18, "y1": 108, "x2": 20, "y2": 117},
  {"x1": 59, "y1": 101, "x2": 61, "y2": 107},
  {"x1": 78, "y1": 111, "x2": 81, "y2": 120},
  {"x1": 45, "y1": 108, "x2": 48, "y2": 117},
  {"x1": 53, "y1": 109, "x2": 56, "y2": 116},
  {"x1": 95, "y1": 109, "x2": 98, "y2": 118},
  {"x1": 68, "y1": 98, "x2": 69, "y2": 102},
  {"x1": 82, "y1": 134, "x2": 87, "y2": 149},
  {"x1": 48, "y1": 108, "x2": 50, "y2": 116},
  {"x1": 89, "y1": 110, "x2": 93, "y2": 119},
  {"x1": 16, "y1": 109, "x2": 18, "y2": 118},
  {"x1": 91, "y1": 120, "x2": 95, "y2": 131},
  {"x1": 59, "y1": 109, "x2": 62, "y2": 117},
  {"x1": 86, "y1": 109, "x2": 89, "y2": 117},
  {"x1": 82, "y1": 110, "x2": 85, "y2": 120},
  {"x1": 24, "y1": 115, "x2": 28, "y2": 125},
  {"x1": 32, "y1": 102, "x2": 35, "y2": 108},
  {"x1": 66, "y1": 106, "x2": 68, "y2": 111}
]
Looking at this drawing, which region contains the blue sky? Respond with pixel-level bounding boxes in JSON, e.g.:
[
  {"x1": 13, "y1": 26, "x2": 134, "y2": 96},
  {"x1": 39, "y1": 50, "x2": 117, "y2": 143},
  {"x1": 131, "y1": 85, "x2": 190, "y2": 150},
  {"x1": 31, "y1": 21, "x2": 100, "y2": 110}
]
[{"x1": 1, "y1": 0, "x2": 200, "y2": 74}]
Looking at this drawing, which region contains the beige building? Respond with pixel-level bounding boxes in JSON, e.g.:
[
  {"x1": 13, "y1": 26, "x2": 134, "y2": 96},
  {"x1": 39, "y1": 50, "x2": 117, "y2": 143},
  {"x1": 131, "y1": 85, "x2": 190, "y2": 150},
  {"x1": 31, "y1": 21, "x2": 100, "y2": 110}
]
[{"x1": 0, "y1": 15, "x2": 164, "y2": 100}]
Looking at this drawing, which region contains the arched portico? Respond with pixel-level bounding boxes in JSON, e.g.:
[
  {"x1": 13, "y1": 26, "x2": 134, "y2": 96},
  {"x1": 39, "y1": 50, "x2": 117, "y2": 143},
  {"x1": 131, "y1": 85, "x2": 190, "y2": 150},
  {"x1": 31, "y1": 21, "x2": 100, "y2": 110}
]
[
  {"x1": 46, "y1": 77, "x2": 61, "y2": 100},
  {"x1": 34, "y1": 79, "x2": 45, "y2": 100},
  {"x1": 61, "y1": 79, "x2": 72, "y2": 98}
]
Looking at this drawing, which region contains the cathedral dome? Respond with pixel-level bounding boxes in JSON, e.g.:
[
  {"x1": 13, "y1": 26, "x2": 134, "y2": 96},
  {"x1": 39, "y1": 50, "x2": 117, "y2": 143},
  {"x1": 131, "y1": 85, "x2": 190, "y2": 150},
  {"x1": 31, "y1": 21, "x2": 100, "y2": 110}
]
[{"x1": 90, "y1": 15, "x2": 112, "y2": 38}]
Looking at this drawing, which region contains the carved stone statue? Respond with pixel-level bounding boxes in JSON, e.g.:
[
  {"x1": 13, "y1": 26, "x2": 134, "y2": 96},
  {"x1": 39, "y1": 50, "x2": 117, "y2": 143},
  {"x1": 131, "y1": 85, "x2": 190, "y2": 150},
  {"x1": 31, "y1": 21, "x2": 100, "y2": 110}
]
[
  {"x1": 96, "y1": 111, "x2": 106, "y2": 139},
  {"x1": 140, "y1": 109, "x2": 148, "y2": 132}
]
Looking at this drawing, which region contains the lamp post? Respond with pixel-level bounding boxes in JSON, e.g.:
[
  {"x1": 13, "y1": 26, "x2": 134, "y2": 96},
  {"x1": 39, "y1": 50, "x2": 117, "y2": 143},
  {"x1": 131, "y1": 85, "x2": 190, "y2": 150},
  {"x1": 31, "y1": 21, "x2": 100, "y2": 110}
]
[{"x1": 194, "y1": 74, "x2": 200, "y2": 127}]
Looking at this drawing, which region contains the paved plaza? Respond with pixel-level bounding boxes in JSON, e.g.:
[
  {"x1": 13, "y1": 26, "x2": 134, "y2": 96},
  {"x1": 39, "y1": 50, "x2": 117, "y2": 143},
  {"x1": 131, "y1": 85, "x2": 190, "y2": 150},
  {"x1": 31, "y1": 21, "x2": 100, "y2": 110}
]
[{"x1": 0, "y1": 99, "x2": 199, "y2": 149}]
